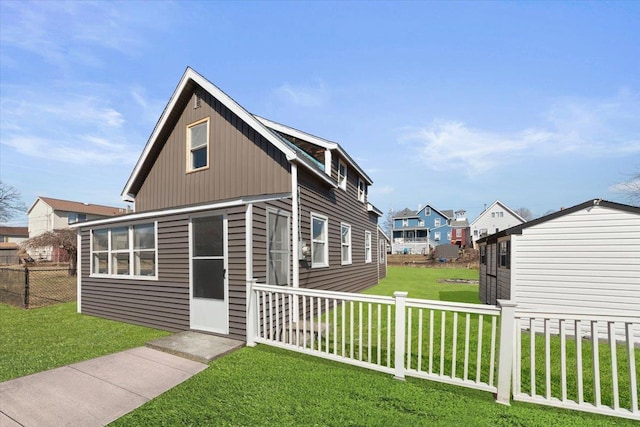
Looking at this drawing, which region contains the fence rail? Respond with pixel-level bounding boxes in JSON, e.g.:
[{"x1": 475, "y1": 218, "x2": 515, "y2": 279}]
[
  {"x1": 248, "y1": 281, "x2": 503, "y2": 395},
  {"x1": 513, "y1": 311, "x2": 639, "y2": 421},
  {"x1": 0, "y1": 267, "x2": 76, "y2": 308},
  {"x1": 247, "y1": 281, "x2": 640, "y2": 421}
]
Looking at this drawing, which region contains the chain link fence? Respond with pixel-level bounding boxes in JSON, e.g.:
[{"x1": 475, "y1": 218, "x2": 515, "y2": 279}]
[{"x1": 0, "y1": 267, "x2": 77, "y2": 308}]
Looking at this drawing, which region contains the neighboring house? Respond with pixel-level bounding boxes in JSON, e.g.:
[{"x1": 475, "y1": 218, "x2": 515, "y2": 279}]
[
  {"x1": 27, "y1": 196, "x2": 124, "y2": 260},
  {"x1": 476, "y1": 199, "x2": 639, "y2": 321},
  {"x1": 0, "y1": 226, "x2": 28, "y2": 244},
  {"x1": 74, "y1": 67, "x2": 384, "y2": 339},
  {"x1": 469, "y1": 200, "x2": 526, "y2": 248},
  {"x1": 450, "y1": 209, "x2": 471, "y2": 248},
  {"x1": 391, "y1": 204, "x2": 453, "y2": 253}
]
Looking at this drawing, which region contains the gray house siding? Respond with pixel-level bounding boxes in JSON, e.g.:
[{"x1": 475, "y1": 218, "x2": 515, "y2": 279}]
[
  {"x1": 297, "y1": 167, "x2": 379, "y2": 294},
  {"x1": 134, "y1": 88, "x2": 291, "y2": 213},
  {"x1": 80, "y1": 205, "x2": 249, "y2": 339},
  {"x1": 80, "y1": 214, "x2": 190, "y2": 332}
]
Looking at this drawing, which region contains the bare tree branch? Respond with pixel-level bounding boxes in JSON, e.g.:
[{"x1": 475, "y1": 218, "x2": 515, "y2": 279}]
[{"x1": 0, "y1": 181, "x2": 27, "y2": 223}]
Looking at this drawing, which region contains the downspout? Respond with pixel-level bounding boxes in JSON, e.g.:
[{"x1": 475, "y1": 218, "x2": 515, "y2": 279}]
[{"x1": 291, "y1": 164, "x2": 299, "y2": 289}]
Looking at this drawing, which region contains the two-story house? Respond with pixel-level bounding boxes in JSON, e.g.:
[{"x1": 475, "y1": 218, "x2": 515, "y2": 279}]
[
  {"x1": 469, "y1": 200, "x2": 526, "y2": 248},
  {"x1": 450, "y1": 209, "x2": 471, "y2": 248},
  {"x1": 391, "y1": 204, "x2": 453, "y2": 254},
  {"x1": 27, "y1": 196, "x2": 123, "y2": 260},
  {"x1": 73, "y1": 67, "x2": 386, "y2": 340}
]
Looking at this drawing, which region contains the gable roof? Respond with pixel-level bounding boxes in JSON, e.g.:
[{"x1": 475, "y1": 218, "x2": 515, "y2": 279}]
[
  {"x1": 416, "y1": 204, "x2": 451, "y2": 220},
  {"x1": 393, "y1": 208, "x2": 417, "y2": 218},
  {"x1": 477, "y1": 199, "x2": 640, "y2": 244},
  {"x1": 27, "y1": 196, "x2": 123, "y2": 217},
  {"x1": 122, "y1": 67, "x2": 341, "y2": 201},
  {"x1": 470, "y1": 200, "x2": 526, "y2": 228},
  {"x1": 0, "y1": 226, "x2": 28, "y2": 237}
]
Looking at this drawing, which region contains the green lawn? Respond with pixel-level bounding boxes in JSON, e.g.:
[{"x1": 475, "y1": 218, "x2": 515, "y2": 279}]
[
  {"x1": 113, "y1": 267, "x2": 636, "y2": 426},
  {"x1": 1, "y1": 267, "x2": 635, "y2": 425},
  {"x1": 0, "y1": 302, "x2": 169, "y2": 382}
]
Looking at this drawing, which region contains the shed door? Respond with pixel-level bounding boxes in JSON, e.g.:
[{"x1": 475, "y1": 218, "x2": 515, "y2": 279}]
[{"x1": 190, "y1": 215, "x2": 228, "y2": 334}]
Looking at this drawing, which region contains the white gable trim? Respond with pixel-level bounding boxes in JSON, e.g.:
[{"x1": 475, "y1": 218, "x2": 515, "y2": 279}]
[{"x1": 122, "y1": 67, "x2": 301, "y2": 201}]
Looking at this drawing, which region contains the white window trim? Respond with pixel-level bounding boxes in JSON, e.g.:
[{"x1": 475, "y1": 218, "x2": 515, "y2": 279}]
[
  {"x1": 434, "y1": 231, "x2": 441, "y2": 241},
  {"x1": 186, "y1": 117, "x2": 210, "y2": 173},
  {"x1": 341, "y1": 222, "x2": 352, "y2": 265},
  {"x1": 357, "y1": 178, "x2": 365, "y2": 202},
  {"x1": 310, "y1": 212, "x2": 329, "y2": 268},
  {"x1": 434, "y1": 218, "x2": 441, "y2": 227},
  {"x1": 364, "y1": 231, "x2": 372, "y2": 263},
  {"x1": 338, "y1": 159, "x2": 347, "y2": 191},
  {"x1": 267, "y1": 208, "x2": 291, "y2": 286},
  {"x1": 379, "y1": 239, "x2": 385, "y2": 264},
  {"x1": 402, "y1": 218, "x2": 408, "y2": 227},
  {"x1": 90, "y1": 222, "x2": 158, "y2": 280}
]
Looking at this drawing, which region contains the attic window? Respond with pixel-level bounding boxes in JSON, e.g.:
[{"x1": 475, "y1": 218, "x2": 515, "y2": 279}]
[
  {"x1": 194, "y1": 93, "x2": 201, "y2": 109},
  {"x1": 187, "y1": 118, "x2": 209, "y2": 172}
]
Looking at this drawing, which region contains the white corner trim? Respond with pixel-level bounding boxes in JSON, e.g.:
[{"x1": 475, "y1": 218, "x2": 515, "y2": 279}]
[
  {"x1": 246, "y1": 204, "x2": 253, "y2": 282},
  {"x1": 291, "y1": 164, "x2": 300, "y2": 288},
  {"x1": 76, "y1": 229, "x2": 81, "y2": 313}
]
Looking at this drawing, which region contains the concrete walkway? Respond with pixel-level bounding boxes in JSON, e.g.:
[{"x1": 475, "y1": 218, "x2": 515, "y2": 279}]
[{"x1": 0, "y1": 333, "x2": 244, "y2": 426}]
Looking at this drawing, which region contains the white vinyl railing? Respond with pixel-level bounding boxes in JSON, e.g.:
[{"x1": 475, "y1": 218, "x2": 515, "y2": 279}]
[
  {"x1": 246, "y1": 281, "x2": 639, "y2": 420},
  {"x1": 511, "y1": 311, "x2": 639, "y2": 421},
  {"x1": 246, "y1": 281, "x2": 503, "y2": 395}
]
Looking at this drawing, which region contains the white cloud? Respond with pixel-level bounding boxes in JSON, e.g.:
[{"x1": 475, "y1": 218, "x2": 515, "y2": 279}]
[
  {"x1": 275, "y1": 80, "x2": 329, "y2": 107},
  {"x1": 0, "y1": 1, "x2": 174, "y2": 70},
  {"x1": 0, "y1": 86, "x2": 139, "y2": 165},
  {"x1": 400, "y1": 91, "x2": 640, "y2": 175}
]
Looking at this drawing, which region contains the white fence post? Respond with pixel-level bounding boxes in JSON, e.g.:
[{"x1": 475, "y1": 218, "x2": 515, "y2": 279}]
[
  {"x1": 246, "y1": 279, "x2": 257, "y2": 347},
  {"x1": 496, "y1": 299, "x2": 517, "y2": 405},
  {"x1": 394, "y1": 291, "x2": 408, "y2": 380}
]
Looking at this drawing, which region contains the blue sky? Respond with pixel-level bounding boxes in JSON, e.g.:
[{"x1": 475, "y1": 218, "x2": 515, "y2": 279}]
[{"x1": 1, "y1": 1, "x2": 639, "y2": 226}]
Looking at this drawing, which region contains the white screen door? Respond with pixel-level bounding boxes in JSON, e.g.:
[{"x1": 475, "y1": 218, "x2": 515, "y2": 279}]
[{"x1": 190, "y1": 215, "x2": 228, "y2": 333}]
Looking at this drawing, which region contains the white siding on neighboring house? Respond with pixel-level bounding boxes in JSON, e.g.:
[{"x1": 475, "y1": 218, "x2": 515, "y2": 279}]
[
  {"x1": 28, "y1": 200, "x2": 54, "y2": 238},
  {"x1": 470, "y1": 201, "x2": 525, "y2": 248},
  {"x1": 511, "y1": 205, "x2": 640, "y2": 317}
]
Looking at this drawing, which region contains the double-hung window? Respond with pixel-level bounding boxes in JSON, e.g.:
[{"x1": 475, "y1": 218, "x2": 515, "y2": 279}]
[
  {"x1": 341, "y1": 223, "x2": 352, "y2": 265},
  {"x1": 434, "y1": 232, "x2": 441, "y2": 241},
  {"x1": 379, "y1": 239, "x2": 385, "y2": 264},
  {"x1": 311, "y1": 213, "x2": 328, "y2": 268},
  {"x1": 338, "y1": 160, "x2": 347, "y2": 190},
  {"x1": 434, "y1": 218, "x2": 441, "y2": 227},
  {"x1": 364, "y1": 231, "x2": 372, "y2": 263},
  {"x1": 91, "y1": 223, "x2": 157, "y2": 278},
  {"x1": 133, "y1": 224, "x2": 156, "y2": 276},
  {"x1": 357, "y1": 179, "x2": 366, "y2": 202},
  {"x1": 187, "y1": 118, "x2": 209, "y2": 172}
]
